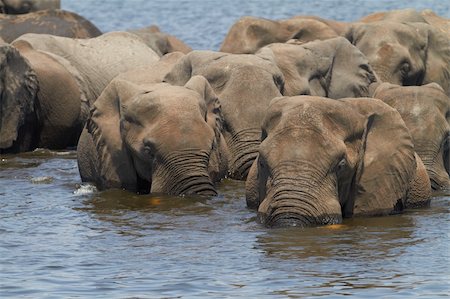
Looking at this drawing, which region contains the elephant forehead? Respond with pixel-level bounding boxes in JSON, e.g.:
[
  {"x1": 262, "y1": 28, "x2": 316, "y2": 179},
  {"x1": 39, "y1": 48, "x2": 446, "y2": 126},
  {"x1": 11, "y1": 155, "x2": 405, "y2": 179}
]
[
  {"x1": 125, "y1": 88, "x2": 202, "y2": 117},
  {"x1": 209, "y1": 55, "x2": 278, "y2": 73}
]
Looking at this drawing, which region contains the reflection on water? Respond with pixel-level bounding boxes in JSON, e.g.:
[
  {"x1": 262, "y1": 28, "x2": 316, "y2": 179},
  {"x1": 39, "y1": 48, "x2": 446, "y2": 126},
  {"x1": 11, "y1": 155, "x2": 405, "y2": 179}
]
[{"x1": 258, "y1": 215, "x2": 417, "y2": 260}]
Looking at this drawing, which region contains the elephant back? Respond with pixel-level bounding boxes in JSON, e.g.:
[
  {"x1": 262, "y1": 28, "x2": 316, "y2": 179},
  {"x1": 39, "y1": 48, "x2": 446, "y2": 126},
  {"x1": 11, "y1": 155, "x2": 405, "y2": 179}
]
[{"x1": 0, "y1": 9, "x2": 101, "y2": 42}]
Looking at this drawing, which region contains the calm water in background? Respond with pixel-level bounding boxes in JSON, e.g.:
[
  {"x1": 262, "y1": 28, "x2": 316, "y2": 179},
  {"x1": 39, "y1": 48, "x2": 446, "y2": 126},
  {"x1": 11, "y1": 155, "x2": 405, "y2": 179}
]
[{"x1": 1, "y1": 1, "x2": 449, "y2": 298}]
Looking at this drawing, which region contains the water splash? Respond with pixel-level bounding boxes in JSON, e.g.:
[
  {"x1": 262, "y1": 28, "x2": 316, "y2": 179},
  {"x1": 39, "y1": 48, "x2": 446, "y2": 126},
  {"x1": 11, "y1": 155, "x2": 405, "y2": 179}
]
[{"x1": 73, "y1": 183, "x2": 98, "y2": 195}]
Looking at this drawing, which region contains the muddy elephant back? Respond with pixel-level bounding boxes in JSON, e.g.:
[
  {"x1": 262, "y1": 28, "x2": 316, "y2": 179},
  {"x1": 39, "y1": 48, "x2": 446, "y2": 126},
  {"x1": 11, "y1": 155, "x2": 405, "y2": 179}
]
[{"x1": 0, "y1": 9, "x2": 101, "y2": 42}]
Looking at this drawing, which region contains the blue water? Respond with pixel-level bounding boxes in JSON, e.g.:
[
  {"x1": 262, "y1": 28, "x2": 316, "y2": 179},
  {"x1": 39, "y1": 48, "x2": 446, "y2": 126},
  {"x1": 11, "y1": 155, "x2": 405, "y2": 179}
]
[
  {"x1": 0, "y1": 1, "x2": 449, "y2": 298},
  {"x1": 63, "y1": 0, "x2": 450, "y2": 50}
]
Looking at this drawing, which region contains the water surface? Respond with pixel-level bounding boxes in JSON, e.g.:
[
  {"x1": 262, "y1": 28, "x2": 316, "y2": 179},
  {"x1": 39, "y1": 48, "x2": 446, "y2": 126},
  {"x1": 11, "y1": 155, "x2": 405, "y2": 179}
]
[{"x1": 1, "y1": 150, "x2": 448, "y2": 298}]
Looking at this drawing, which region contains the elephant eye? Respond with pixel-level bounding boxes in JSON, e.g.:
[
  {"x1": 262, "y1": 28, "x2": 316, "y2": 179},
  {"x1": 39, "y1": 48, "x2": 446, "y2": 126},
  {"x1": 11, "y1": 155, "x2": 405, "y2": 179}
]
[
  {"x1": 273, "y1": 75, "x2": 285, "y2": 94},
  {"x1": 143, "y1": 138, "x2": 156, "y2": 157},
  {"x1": 335, "y1": 157, "x2": 348, "y2": 173},
  {"x1": 399, "y1": 62, "x2": 411, "y2": 76}
]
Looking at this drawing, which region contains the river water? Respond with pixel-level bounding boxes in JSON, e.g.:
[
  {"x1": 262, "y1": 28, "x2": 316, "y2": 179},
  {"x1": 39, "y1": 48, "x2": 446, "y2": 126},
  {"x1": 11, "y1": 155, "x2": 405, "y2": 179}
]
[{"x1": 1, "y1": 0, "x2": 449, "y2": 298}]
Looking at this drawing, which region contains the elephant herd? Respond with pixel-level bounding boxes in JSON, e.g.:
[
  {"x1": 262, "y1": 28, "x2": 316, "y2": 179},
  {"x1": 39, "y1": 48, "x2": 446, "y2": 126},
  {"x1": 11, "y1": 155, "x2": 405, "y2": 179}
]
[{"x1": 0, "y1": 6, "x2": 448, "y2": 228}]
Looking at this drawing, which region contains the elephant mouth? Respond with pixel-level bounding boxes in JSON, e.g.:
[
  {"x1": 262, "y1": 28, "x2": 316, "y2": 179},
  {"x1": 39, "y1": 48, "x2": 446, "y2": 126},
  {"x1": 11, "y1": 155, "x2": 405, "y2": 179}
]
[
  {"x1": 177, "y1": 176, "x2": 218, "y2": 197},
  {"x1": 259, "y1": 211, "x2": 342, "y2": 228}
]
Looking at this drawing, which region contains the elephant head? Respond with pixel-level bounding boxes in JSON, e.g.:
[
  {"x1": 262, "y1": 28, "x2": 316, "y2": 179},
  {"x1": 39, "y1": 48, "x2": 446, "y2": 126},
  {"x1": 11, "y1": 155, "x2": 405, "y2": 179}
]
[
  {"x1": 373, "y1": 82, "x2": 450, "y2": 190},
  {"x1": 259, "y1": 37, "x2": 377, "y2": 98},
  {"x1": 246, "y1": 96, "x2": 430, "y2": 227},
  {"x1": 78, "y1": 76, "x2": 225, "y2": 196},
  {"x1": 163, "y1": 50, "x2": 285, "y2": 179},
  {"x1": 0, "y1": 42, "x2": 39, "y2": 153},
  {"x1": 345, "y1": 21, "x2": 450, "y2": 95}
]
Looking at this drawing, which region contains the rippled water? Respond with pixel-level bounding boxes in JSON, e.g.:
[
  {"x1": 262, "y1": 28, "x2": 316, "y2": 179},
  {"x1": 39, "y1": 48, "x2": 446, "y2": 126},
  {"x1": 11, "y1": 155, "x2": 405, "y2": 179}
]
[
  {"x1": 1, "y1": 1, "x2": 450, "y2": 298},
  {"x1": 1, "y1": 150, "x2": 449, "y2": 298}
]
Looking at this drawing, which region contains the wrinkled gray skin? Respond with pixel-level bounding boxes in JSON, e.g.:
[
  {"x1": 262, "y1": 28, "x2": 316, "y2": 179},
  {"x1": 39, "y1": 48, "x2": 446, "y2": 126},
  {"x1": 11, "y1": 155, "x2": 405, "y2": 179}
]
[
  {"x1": 164, "y1": 37, "x2": 376, "y2": 180},
  {"x1": 0, "y1": 0, "x2": 59, "y2": 14},
  {"x1": 246, "y1": 96, "x2": 431, "y2": 228},
  {"x1": 163, "y1": 50, "x2": 285, "y2": 180},
  {"x1": 374, "y1": 83, "x2": 450, "y2": 190},
  {"x1": 345, "y1": 20, "x2": 450, "y2": 96},
  {"x1": 77, "y1": 76, "x2": 226, "y2": 196},
  {"x1": 0, "y1": 32, "x2": 159, "y2": 153}
]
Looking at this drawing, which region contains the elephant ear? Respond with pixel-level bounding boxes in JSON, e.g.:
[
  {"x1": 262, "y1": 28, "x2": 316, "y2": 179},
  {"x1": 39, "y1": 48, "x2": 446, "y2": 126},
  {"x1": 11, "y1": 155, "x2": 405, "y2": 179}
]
[
  {"x1": 0, "y1": 43, "x2": 39, "y2": 152},
  {"x1": 163, "y1": 50, "x2": 228, "y2": 86},
  {"x1": 413, "y1": 23, "x2": 450, "y2": 95},
  {"x1": 86, "y1": 78, "x2": 142, "y2": 190},
  {"x1": 184, "y1": 75, "x2": 223, "y2": 136},
  {"x1": 344, "y1": 98, "x2": 416, "y2": 216},
  {"x1": 327, "y1": 37, "x2": 377, "y2": 98}
]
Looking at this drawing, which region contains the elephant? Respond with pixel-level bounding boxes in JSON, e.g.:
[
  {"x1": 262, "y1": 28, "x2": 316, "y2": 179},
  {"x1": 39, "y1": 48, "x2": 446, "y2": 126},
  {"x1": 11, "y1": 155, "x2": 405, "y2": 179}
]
[
  {"x1": 163, "y1": 50, "x2": 284, "y2": 179},
  {"x1": 258, "y1": 37, "x2": 377, "y2": 98},
  {"x1": 77, "y1": 75, "x2": 227, "y2": 196},
  {"x1": 220, "y1": 15, "x2": 349, "y2": 54},
  {"x1": 359, "y1": 8, "x2": 450, "y2": 38},
  {"x1": 345, "y1": 20, "x2": 450, "y2": 96},
  {"x1": 246, "y1": 96, "x2": 431, "y2": 228},
  {"x1": 0, "y1": 0, "x2": 60, "y2": 14},
  {"x1": 373, "y1": 83, "x2": 450, "y2": 190},
  {"x1": 164, "y1": 37, "x2": 376, "y2": 180},
  {"x1": 0, "y1": 9, "x2": 101, "y2": 42},
  {"x1": 128, "y1": 25, "x2": 192, "y2": 57},
  {"x1": 12, "y1": 32, "x2": 160, "y2": 106},
  {"x1": 0, "y1": 32, "x2": 159, "y2": 153}
]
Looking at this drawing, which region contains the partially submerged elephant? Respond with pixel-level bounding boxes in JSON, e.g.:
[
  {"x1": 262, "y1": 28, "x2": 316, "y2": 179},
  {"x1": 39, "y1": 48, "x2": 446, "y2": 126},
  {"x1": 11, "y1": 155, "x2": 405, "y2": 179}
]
[
  {"x1": 373, "y1": 83, "x2": 450, "y2": 190},
  {"x1": 359, "y1": 8, "x2": 450, "y2": 38},
  {"x1": 0, "y1": 32, "x2": 159, "y2": 153},
  {"x1": 220, "y1": 15, "x2": 348, "y2": 54},
  {"x1": 77, "y1": 76, "x2": 226, "y2": 196},
  {"x1": 164, "y1": 37, "x2": 376, "y2": 180},
  {"x1": 345, "y1": 19, "x2": 450, "y2": 95},
  {"x1": 0, "y1": 9, "x2": 101, "y2": 42},
  {"x1": 246, "y1": 96, "x2": 431, "y2": 228}
]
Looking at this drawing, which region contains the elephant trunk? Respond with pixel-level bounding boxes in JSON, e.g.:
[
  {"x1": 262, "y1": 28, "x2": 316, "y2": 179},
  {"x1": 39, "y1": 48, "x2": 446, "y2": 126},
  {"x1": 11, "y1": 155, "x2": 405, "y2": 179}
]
[
  {"x1": 226, "y1": 128, "x2": 261, "y2": 180},
  {"x1": 415, "y1": 138, "x2": 450, "y2": 190},
  {"x1": 258, "y1": 163, "x2": 342, "y2": 227},
  {"x1": 150, "y1": 150, "x2": 217, "y2": 196}
]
